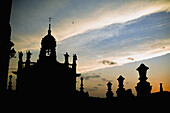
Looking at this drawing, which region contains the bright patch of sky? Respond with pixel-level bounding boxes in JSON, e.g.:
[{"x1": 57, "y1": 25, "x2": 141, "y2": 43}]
[{"x1": 58, "y1": 11, "x2": 170, "y2": 73}]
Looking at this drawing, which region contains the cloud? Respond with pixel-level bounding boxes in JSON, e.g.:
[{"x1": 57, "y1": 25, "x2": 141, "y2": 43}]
[
  {"x1": 99, "y1": 60, "x2": 118, "y2": 65},
  {"x1": 55, "y1": 0, "x2": 170, "y2": 41},
  {"x1": 126, "y1": 82, "x2": 130, "y2": 85},
  {"x1": 98, "y1": 84, "x2": 103, "y2": 86},
  {"x1": 12, "y1": 0, "x2": 170, "y2": 45},
  {"x1": 127, "y1": 57, "x2": 134, "y2": 61},
  {"x1": 84, "y1": 88, "x2": 98, "y2": 91},
  {"x1": 84, "y1": 86, "x2": 99, "y2": 91},
  {"x1": 101, "y1": 78, "x2": 112, "y2": 82},
  {"x1": 83, "y1": 75, "x2": 100, "y2": 80},
  {"x1": 93, "y1": 87, "x2": 98, "y2": 89}
]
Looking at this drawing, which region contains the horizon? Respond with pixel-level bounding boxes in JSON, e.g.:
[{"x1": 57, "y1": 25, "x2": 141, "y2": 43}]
[{"x1": 9, "y1": 0, "x2": 170, "y2": 98}]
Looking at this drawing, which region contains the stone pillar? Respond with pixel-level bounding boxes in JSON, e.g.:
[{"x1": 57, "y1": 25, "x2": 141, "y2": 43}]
[
  {"x1": 135, "y1": 63, "x2": 152, "y2": 98},
  {"x1": 106, "y1": 81, "x2": 113, "y2": 99},
  {"x1": 116, "y1": 75, "x2": 125, "y2": 98}
]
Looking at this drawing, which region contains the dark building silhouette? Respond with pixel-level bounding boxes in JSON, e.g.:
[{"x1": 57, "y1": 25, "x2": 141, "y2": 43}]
[
  {"x1": 0, "y1": 0, "x2": 15, "y2": 96},
  {"x1": 135, "y1": 63, "x2": 152, "y2": 98},
  {"x1": 116, "y1": 75, "x2": 134, "y2": 100},
  {"x1": 125, "y1": 89, "x2": 134, "y2": 98},
  {"x1": 13, "y1": 19, "x2": 87, "y2": 100}
]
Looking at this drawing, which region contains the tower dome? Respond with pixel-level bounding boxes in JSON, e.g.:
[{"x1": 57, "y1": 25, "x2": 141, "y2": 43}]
[
  {"x1": 39, "y1": 18, "x2": 57, "y2": 62},
  {"x1": 41, "y1": 17, "x2": 56, "y2": 48},
  {"x1": 41, "y1": 32, "x2": 56, "y2": 49}
]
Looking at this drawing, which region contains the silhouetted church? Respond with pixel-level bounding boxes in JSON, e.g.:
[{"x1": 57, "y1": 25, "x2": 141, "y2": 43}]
[{"x1": 14, "y1": 19, "x2": 88, "y2": 99}]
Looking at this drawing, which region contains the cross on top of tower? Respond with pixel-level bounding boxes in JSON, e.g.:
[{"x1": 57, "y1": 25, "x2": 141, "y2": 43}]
[
  {"x1": 48, "y1": 17, "x2": 52, "y2": 35},
  {"x1": 49, "y1": 17, "x2": 52, "y2": 24}
]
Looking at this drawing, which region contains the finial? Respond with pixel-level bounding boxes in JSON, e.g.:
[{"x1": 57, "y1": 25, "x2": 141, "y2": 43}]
[
  {"x1": 160, "y1": 83, "x2": 163, "y2": 93},
  {"x1": 80, "y1": 77, "x2": 84, "y2": 92},
  {"x1": 73, "y1": 54, "x2": 77, "y2": 61},
  {"x1": 64, "y1": 52, "x2": 70, "y2": 66},
  {"x1": 26, "y1": 50, "x2": 32, "y2": 60},
  {"x1": 18, "y1": 51, "x2": 23, "y2": 60},
  {"x1": 48, "y1": 17, "x2": 52, "y2": 35}
]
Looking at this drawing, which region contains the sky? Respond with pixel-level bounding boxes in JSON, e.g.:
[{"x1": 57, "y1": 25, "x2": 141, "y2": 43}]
[{"x1": 9, "y1": 0, "x2": 170, "y2": 98}]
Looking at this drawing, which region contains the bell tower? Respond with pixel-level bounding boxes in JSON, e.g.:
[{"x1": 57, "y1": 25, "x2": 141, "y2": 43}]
[{"x1": 39, "y1": 18, "x2": 57, "y2": 62}]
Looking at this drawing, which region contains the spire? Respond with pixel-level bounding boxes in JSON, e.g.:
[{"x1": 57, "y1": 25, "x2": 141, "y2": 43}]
[
  {"x1": 48, "y1": 17, "x2": 52, "y2": 35},
  {"x1": 39, "y1": 17, "x2": 57, "y2": 62}
]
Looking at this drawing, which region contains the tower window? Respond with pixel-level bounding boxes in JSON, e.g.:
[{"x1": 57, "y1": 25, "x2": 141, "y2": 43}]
[{"x1": 46, "y1": 49, "x2": 51, "y2": 56}]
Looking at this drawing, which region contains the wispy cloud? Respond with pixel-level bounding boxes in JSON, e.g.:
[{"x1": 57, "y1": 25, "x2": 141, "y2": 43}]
[
  {"x1": 83, "y1": 75, "x2": 100, "y2": 80},
  {"x1": 101, "y1": 78, "x2": 112, "y2": 82},
  {"x1": 127, "y1": 57, "x2": 134, "y2": 61},
  {"x1": 84, "y1": 88, "x2": 98, "y2": 91},
  {"x1": 11, "y1": 0, "x2": 170, "y2": 45},
  {"x1": 98, "y1": 84, "x2": 103, "y2": 86},
  {"x1": 54, "y1": 0, "x2": 170, "y2": 41},
  {"x1": 99, "y1": 60, "x2": 117, "y2": 65},
  {"x1": 58, "y1": 11, "x2": 170, "y2": 73}
]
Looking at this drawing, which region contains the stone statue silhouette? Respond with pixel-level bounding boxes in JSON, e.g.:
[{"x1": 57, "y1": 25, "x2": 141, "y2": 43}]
[{"x1": 18, "y1": 51, "x2": 23, "y2": 61}]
